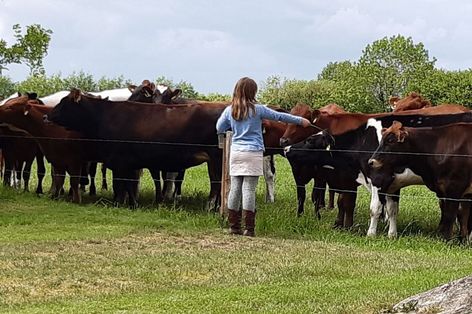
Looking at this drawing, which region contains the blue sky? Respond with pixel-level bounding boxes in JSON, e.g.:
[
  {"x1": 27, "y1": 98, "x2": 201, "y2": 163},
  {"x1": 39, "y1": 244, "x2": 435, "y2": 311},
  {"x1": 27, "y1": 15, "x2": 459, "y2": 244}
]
[{"x1": 1, "y1": 0, "x2": 472, "y2": 94}]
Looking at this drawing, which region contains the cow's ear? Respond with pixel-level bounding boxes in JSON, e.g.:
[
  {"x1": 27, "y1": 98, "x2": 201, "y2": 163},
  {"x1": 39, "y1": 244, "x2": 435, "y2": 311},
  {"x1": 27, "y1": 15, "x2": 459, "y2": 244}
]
[
  {"x1": 128, "y1": 84, "x2": 137, "y2": 92},
  {"x1": 312, "y1": 109, "x2": 321, "y2": 124},
  {"x1": 26, "y1": 92, "x2": 38, "y2": 100},
  {"x1": 70, "y1": 89, "x2": 81, "y2": 103},
  {"x1": 389, "y1": 96, "x2": 399, "y2": 106},
  {"x1": 143, "y1": 86, "x2": 153, "y2": 97},
  {"x1": 171, "y1": 89, "x2": 182, "y2": 99},
  {"x1": 17, "y1": 92, "x2": 22, "y2": 97},
  {"x1": 23, "y1": 103, "x2": 32, "y2": 116},
  {"x1": 398, "y1": 129, "x2": 408, "y2": 142}
]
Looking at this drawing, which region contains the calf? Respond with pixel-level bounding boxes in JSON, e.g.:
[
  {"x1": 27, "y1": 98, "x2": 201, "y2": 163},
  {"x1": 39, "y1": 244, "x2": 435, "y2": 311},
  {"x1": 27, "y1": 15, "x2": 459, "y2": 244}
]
[{"x1": 368, "y1": 121, "x2": 472, "y2": 240}]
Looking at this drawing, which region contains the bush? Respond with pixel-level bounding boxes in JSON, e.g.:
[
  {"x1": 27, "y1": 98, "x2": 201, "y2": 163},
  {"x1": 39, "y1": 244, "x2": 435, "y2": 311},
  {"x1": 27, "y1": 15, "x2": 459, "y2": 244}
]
[{"x1": 0, "y1": 75, "x2": 17, "y2": 100}]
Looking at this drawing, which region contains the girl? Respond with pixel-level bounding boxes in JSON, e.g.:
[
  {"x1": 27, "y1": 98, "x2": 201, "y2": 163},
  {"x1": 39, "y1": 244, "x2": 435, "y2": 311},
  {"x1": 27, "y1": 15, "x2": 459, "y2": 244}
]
[{"x1": 216, "y1": 77, "x2": 311, "y2": 236}]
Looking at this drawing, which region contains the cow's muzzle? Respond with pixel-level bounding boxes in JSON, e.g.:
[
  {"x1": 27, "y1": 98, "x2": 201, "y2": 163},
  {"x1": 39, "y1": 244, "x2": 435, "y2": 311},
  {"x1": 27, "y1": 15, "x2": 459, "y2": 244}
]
[
  {"x1": 280, "y1": 137, "x2": 289, "y2": 147},
  {"x1": 43, "y1": 114, "x2": 51, "y2": 124},
  {"x1": 283, "y1": 145, "x2": 291, "y2": 156},
  {"x1": 368, "y1": 158, "x2": 382, "y2": 169}
]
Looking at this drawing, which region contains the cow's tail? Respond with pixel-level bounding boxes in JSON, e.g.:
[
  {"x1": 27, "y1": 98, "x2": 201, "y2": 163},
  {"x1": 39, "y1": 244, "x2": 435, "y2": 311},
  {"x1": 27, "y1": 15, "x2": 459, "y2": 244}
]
[{"x1": 0, "y1": 149, "x2": 3, "y2": 180}]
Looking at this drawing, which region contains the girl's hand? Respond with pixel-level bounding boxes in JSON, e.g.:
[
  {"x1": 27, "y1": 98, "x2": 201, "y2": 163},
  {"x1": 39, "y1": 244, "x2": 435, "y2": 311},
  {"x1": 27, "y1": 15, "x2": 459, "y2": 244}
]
[{"x1": 300, "y1": 118, "x2": 312, "y2": 128}]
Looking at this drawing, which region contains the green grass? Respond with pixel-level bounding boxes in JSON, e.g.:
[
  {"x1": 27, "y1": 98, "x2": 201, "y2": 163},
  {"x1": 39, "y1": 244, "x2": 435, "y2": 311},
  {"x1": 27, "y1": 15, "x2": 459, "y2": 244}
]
[{"x1": 1, "y1": 157, "x2": 471, "y2": 313}]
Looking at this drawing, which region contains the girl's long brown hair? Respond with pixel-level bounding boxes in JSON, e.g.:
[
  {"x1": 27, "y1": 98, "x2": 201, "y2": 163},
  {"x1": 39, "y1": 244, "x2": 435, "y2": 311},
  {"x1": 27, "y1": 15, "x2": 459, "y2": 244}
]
[{"x1": 231, "y1": 77, "x2": 257, "y2": 120}]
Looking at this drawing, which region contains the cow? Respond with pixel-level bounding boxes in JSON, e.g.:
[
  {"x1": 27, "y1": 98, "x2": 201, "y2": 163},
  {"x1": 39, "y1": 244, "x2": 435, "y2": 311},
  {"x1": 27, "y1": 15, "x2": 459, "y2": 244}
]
[
  {"x1": 130, "y1": 81, "x2": 280, "y2": 203},
  {"x1": 46, "y1": 89, "x2": 226, "y2": 209},
  {"x1": 368, "y1": 121, "x2": 472, "y2": 240},
  {"x1": 279, "y1": 103, "x2": 345, "y2": 217},
  {"x1": 389, "y1": 92, "x2": 432, "y2": 112},
  {"x1": 0, "y1": 95, "x2": 105, "y2": 203},
  {"x1": 0, "y1": 93, "x2": 46, "y2": 193},
  {"x1": 285, "y1": 107, "x2": 472, "y2": 236}
]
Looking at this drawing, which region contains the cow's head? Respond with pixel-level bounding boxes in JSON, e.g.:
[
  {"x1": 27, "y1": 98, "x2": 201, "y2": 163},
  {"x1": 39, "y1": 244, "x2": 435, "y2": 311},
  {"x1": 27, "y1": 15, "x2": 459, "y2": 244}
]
[
  {"x1": 368, "y1": 121, "x2": 409, "y2": 169},
  {"x1": 390, "y1": 92, "x2": 432, "y2": 112},
  {"x1": 128, "y1": 80, "x2": 156, "y2": 102},
  {"x1": 153, "y1": 87, "x2": 182, "y2": 104},
  {"x1": 280, "y1": 103, "x2": 315, "y2": 147},
  {"x1": 46, "y1": 88, "x2": 96, "y2": 134},
  {"x1": 284, "y1": 130, "x2": 335, "y2": 166}
]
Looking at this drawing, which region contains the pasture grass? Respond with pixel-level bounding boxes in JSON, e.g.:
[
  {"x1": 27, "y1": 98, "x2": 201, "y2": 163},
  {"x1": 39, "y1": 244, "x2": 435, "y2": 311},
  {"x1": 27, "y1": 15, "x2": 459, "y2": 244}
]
[{"x1": 1, "y1": 157, "x2": 471, "y2": 313}]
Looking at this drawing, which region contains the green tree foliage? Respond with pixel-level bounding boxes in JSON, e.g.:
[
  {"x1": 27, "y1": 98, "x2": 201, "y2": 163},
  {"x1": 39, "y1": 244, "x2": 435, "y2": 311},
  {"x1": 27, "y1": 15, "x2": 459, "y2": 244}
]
[
  {"x1": 96, "y1": 75, "x2": 132, "y2": 91},
  {"x1": 155, "y1": 75, "x2": 199, "y2": 99},
  {"x1": 357, "y1": 35, "x2": 436, "y2": 110},
  {"x1": 258, "y1": 75, "x2": 338, "y2": 110},
  {"x1": 12, "y1": 24, "x2": 53, "y2": 75},
  {"x1": 413, "y1": 69, "x2": 472, "y2": 107},
  {"x1": 0, "y1": 76, "x2": 17, "y2": 100},
  {"x1": 198, "y1": 92, "x2": 231, "y2": 102}
]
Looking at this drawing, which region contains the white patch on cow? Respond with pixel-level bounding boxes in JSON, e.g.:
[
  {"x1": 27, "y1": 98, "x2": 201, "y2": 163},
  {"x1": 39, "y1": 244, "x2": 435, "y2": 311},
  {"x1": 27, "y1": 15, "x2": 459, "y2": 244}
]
[
  {"x1": 0, "y1": 93, "x2": 19, "y2": 106},
  {"x1": 283, "y1": 145, "x2": 291, "y2": 155},
  {"x1": 356, "y1": 171, "x2": 372, "y2": 191},
  {"x1": 156, "y1": 84, "x2": 169, "y2": 94},
  {"x1": 388, "y1": 168, "x2": 423, "y2": 192},
  {"x1": 40, "y1": 91, "x2": 70, "y2": 107},
  {"x1": 367, "y1": 185, "x2": 382, "y2": 237},
  {"x1": 263, "y1": 156, "x2": 275, "y2": 203},
  {"x1": 366, "y1": 118, "x2": 383, "y2": 144},
  {"x1": 322, "y1": 165, "x2": 335, "y2": 170},
  {"x1": 89, "y1": 88, "x2": 132, "y2": 102},
  {"x1": 386, "y1": 196, "x2": 399, "y2": 238}
]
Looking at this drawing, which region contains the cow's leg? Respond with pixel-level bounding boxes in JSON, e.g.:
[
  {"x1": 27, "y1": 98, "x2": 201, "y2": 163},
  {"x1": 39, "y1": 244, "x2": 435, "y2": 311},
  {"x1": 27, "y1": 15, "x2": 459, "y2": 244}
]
[
  {"x1": 207, "y1": 153, "x2": 222, "y2": 211},
  {"x1": 439, "y1": 200, "x2": 460, "y2": 240},
  {"x1": 79, "y1": 162, "x2": 90, "y2": 192},
  {"x1": 458, "y1": 202, "x2": 471, "y2": 241},
  {"x1": 342, "y1": 192, "x2": 357, "y2": 228},
  {"x1": 163, "y1": 171, "x2": 178, "y2": 200},
  {"x1": 101, "y1": 164, "x2": 108, "y2": 190},
  {"x1": 263, "y1": 155, "x2": 275, "y2": 203},
  {"x1": 112, "y1": 169, "x2": 127, "y2": 205},
  {"x1": 51, "y1": 168, "x2": 66, "y2": 200},
  {"x1": 328, "y1": 189, "x2": 335, "y2": 209},
  {"x1": 3, "y1": 157, "x2": 13, "y2": 187},
  {"x1": 35, "y1": 152, "x2": 45, "y2": 194},
  {"x1": 312, "y1": 179, "x2": 327, "y2": 219},
  {"x1": 125, "y1": 169, "x2": 140, "y2": 209},
  {"x1": 174, "y1": 170, "x2": 185, "y2": 199},
  {"x1": 14, "y1": 160, "x2": 21, "y2": 189},
  {"x1": 386, "y1": 193, "x2": 400, "y2": 238},
  {"x1": 68, "y1": 166, "x2": 82, "y2": 204},
  {"x1": 88, "y1": 162, "x2": 97, "y2": 196},
  {"x1": 367, "y1": 186, "x2": 382, "y2": 237},
  {"x1": 334, "y1": 193, "x2": 346, "y2": 228},
  {"x1": 22, "y1": 159, "x2": 33, "y2": 192},
  {"x1": 149, "y1": 168, "x2": 163, "y2": 204}
]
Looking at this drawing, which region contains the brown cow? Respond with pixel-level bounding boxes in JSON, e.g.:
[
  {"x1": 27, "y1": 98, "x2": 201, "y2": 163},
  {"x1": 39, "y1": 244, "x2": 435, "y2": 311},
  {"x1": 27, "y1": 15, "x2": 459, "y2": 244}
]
[
  {"x1": 0, "y1": 96, "x2": 102, "y2": 203},
  {"x1": 389, "y1": 92, "x2": 432, "y2": 112},
  {"x1": 368, "y1": 121, "x2": 472, "y2": 240}
]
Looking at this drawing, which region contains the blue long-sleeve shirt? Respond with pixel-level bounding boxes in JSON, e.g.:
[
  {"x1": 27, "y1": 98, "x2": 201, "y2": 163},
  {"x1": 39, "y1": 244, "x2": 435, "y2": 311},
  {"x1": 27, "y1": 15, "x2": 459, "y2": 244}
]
[{"x1": 216, "y1": 104, "x2": 303, "y2": 152}]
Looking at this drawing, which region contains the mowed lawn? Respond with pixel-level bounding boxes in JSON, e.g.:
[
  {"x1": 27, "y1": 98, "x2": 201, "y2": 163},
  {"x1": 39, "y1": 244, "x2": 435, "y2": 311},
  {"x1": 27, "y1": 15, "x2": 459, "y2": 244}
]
[{"x1": 1, "y1": 157, "x2": 472, "y2": 313}]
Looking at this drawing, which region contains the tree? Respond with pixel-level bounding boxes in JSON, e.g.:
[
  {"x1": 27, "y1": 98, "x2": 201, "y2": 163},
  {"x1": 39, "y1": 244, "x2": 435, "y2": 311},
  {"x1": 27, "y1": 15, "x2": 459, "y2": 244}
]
[
  {"x1": 11, "y1": 24, "x2": 53, "y2": 75},
  {"x1": 0, "y1": 24, "x2": 52, "y2": 76},
  {"x1": 358, "y1": 35, "x2": 436, "y2": 110}
]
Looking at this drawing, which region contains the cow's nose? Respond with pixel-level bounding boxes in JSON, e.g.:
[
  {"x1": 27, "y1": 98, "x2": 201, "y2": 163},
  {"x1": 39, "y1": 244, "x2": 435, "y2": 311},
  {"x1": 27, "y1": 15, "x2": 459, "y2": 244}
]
[
  {"x1": 280, "y1": 138, "x2": 289, "y2": 147},
  {"x1": 368, "y1": 158, "x2": 381, "y2": 168},
  {"x1": 283, "y1": 145, "x2": 291, "y2": 156}
]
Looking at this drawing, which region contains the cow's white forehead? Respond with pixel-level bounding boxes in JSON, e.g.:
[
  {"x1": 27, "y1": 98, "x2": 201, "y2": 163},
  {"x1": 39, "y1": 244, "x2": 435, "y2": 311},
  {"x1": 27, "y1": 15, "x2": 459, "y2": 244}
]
[
  {"x1": 366, "y1": 118, "x2": 382, "y2": 143},
  {"x1": 156, "y1": 84, "x2": 169, "y2": 93}
]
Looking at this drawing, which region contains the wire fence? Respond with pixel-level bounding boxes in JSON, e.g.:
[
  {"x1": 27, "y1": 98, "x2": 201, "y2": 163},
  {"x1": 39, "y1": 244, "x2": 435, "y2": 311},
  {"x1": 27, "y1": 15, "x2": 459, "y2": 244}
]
[{"x1": 1, "y1": 134, "x2": 472, "y2": 203}]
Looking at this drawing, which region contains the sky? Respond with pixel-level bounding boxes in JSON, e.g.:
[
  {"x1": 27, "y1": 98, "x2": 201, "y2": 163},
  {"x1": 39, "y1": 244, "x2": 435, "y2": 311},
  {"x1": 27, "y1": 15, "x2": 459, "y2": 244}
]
[{"x1": 1, "y1": 0, "x2": 472, "y2": 94}]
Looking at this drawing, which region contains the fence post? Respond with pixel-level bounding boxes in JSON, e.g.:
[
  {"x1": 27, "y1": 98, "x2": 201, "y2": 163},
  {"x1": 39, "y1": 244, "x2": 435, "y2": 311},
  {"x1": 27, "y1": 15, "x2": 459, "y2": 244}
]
[{"x1": 219, "y1": 131, "x2": 232, "y2": 216}]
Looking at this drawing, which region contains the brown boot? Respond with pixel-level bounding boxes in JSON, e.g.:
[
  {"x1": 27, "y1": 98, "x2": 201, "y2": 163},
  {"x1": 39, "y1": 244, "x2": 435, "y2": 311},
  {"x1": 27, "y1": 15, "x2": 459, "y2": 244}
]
[
  {"x1": 243, "y1": 210, "x2": 256, "y2": 237},
  {"x1": 228, "y1": 209, "x2": 242, "y2": 235}
]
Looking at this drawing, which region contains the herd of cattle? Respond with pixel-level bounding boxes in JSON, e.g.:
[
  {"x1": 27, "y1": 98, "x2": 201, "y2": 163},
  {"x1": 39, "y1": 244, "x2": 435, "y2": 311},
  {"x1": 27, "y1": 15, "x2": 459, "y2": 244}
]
[{"x1": 0, "y1": 83, "x2": 472, "y2": 242}]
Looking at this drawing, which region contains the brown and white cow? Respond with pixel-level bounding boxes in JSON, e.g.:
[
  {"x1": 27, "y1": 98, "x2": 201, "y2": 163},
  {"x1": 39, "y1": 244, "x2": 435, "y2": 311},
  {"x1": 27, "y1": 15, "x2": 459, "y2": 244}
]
[
  {"x1": 389, "y1": 92, "x2": 432, "y2": 112},
  {"x1": 368, "y1": 121, "x2": 472, "y2": 240}
]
